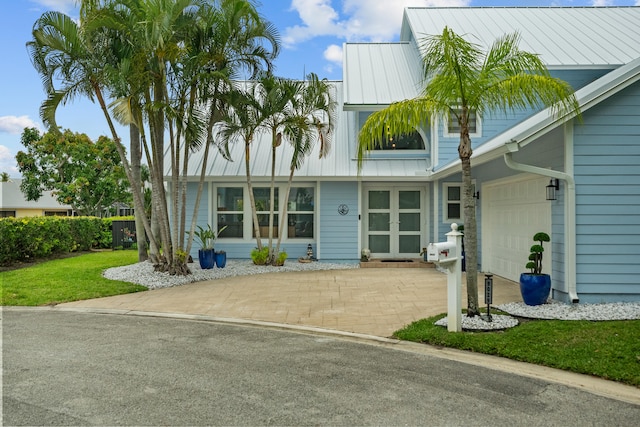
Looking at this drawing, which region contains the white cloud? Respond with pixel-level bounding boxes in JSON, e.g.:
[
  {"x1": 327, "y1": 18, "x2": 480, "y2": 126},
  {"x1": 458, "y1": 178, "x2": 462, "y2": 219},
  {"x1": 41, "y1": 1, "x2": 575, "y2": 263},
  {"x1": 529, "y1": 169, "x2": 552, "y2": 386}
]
[
  {"x1": 324, "y1": 44, "x2": 343, "y2": 65},
  {"x1": 283, "y1": 0, "x2": 471, "y2": 70},
  {"x1": 590, "y1": 0, "x2": 614, "y2": 5},
  {"x1": 30, "y1": 0, "x2": 78, "y2": 13},
  {"x1": 284, "y1": 0, "x2": 470, "y2": 47},
  {"x1": 0, "y1": 145, "x2": 19, "y2": 176},
  {"x1": 0, "y1": 116, "x2": 40, "y2": 135}
]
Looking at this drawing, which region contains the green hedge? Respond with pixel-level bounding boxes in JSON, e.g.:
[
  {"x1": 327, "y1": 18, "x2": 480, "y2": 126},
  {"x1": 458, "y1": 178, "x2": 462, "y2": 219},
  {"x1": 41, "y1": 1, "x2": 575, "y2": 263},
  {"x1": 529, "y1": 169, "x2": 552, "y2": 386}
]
[{"x1": 0, "y1": 216, "x2": 134, "y2": 266}]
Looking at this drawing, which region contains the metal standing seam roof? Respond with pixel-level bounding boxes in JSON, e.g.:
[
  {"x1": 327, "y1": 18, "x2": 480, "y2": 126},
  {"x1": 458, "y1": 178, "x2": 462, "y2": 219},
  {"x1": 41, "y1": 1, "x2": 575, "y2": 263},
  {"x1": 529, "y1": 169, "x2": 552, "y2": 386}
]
[
  {"x1": 401, "y1": 7, "x2": 640, "y2": 68},
  {"x1": 342, "y1": 42, "x2": 424, "y2": 108},
  {"x1": 166, "y1": 81, "x2": 430, "y2": 180}
]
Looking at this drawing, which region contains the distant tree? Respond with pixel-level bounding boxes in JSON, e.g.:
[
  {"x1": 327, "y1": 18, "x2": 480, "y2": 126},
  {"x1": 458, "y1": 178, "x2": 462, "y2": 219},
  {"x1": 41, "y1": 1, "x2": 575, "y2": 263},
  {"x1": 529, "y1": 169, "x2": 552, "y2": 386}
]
[
  {"x1": 16, "y1": 128, "x2": 131, "y2": 216},
  {"x1": 1, "y1": 172, "x2": 9, "y2": 182}
]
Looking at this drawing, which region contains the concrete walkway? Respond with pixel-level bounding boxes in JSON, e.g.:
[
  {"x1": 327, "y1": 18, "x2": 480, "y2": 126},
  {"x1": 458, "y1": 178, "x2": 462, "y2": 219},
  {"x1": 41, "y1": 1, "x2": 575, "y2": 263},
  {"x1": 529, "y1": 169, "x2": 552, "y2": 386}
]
[{"x1": 60, "y1": 267, "x2": 521, "y2": 337}]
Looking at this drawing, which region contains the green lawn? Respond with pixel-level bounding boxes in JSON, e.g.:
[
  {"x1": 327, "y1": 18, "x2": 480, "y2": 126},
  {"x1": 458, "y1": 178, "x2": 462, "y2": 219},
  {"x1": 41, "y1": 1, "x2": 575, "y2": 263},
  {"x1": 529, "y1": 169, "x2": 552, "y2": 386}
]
[
  {"x1": 1, "y1": 251, "x2": 146, "y2": 306},
  {"x1": 394, "y1": 313, "x2": 640, "y2": 387}
]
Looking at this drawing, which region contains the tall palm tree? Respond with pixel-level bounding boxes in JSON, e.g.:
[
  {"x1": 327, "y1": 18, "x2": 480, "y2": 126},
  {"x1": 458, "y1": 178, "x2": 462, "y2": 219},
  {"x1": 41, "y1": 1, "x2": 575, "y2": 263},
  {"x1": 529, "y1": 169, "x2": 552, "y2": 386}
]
[
  {"x1": 358, "y1": 28, "x2": 580, "y2": 316},
  {"x1": 27, "y1": 9, "x2": 159, "y2": 262},
  {"x1": 217, "y1": 83, "x2": 266, "y2": 250},
  {"x1": 275, "y1": 73, "x2": 336, "y2": 257},
  {"x1": 80, "y1": 0, "x2": 278, "y2": 274},
  {"x1": 181, "y1": 0, "x2": 279, "y2": 257}
]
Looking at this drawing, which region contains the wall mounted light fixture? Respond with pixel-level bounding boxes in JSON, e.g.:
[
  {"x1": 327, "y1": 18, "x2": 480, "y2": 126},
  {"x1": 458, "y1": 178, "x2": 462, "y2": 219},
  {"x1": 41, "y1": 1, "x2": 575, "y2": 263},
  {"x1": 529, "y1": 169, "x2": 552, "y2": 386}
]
[{"x1": 546, "y1": 178, "x2": 560, "y2": 201}]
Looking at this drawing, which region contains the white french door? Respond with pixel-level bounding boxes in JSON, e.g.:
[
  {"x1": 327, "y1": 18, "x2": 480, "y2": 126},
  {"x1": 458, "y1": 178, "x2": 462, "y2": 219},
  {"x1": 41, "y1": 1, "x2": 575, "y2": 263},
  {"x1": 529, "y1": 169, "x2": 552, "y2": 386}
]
[{"x1": 364, "y1": 187, "x2": 425, "y2": 258}]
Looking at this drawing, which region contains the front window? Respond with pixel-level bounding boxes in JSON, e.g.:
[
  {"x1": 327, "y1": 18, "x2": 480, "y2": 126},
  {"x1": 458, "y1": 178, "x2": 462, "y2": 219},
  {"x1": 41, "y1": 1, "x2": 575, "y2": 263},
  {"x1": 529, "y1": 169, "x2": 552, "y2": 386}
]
[
  {"x1": 253, "y1": 187, "x2": 278, "y2": 237},
  {"x1": 287, "y1": 187, "x2": 314, "y2": 238},
  {"x1": 217, "y1": 187, "x2": 244, "y2": 238}
]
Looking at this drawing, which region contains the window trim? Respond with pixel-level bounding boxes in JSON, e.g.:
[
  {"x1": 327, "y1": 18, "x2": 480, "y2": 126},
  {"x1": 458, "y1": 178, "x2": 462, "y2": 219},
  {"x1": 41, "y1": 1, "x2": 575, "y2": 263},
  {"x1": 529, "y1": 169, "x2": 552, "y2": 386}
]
[
  {"x1": 215, "y1": 184, "x2": 316, "y2": 241},
  {"x1": 443, "y1": 183, "x2": 463, "y2": 223},
  {"x1": 443, "y1": 108, "x2": 482, "y2": 139}
]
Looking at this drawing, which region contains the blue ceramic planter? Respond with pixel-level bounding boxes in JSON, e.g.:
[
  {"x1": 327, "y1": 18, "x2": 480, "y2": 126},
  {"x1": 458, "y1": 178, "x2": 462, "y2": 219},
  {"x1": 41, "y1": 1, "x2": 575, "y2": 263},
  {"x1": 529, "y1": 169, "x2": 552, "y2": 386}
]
[
  {"x1": 214, "y1": 251, "x2": 227, "y2": 268},
  {"x1": 519, "y1": 273, "x2": 551, "y2": 306},
  {"x1": 198, "y1": 249, "x2": 215, "y2": 269}
]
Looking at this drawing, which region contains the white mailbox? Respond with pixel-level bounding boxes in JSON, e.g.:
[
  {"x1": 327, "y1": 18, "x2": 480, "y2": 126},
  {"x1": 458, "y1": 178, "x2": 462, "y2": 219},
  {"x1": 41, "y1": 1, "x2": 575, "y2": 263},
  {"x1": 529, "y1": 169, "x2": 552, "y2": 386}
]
[{"x1": 427, "y1": 241, "x2": 457, "y2": 263}]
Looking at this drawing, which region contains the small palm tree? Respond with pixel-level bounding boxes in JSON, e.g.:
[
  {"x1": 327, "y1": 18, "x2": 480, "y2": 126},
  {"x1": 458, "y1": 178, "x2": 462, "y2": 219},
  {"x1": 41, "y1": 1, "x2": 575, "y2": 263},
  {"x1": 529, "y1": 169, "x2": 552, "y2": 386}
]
[{"x1": 358, "y1": 28, "x2": 580, "y2": 316}]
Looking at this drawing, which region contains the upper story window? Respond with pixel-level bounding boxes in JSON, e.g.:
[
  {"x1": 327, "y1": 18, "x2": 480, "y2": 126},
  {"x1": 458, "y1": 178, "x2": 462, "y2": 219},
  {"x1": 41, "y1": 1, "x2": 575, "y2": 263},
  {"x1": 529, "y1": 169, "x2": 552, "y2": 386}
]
[
  {"x1": 444, "y1": 108, "x2": 481, "y2": 138},
  {"x1": 358, "y1": 112, "x2": 425, "y2": 150}
]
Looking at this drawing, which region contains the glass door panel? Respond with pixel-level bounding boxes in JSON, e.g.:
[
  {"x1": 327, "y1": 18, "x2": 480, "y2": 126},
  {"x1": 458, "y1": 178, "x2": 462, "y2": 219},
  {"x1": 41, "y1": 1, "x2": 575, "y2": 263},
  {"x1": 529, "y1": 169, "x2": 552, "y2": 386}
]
[
  {"x1": 368, "y1": 213, "x2": 390, "y2": 231},
  {"x1": 366, "y1": 188, "x2": 423, "y2": 258}
]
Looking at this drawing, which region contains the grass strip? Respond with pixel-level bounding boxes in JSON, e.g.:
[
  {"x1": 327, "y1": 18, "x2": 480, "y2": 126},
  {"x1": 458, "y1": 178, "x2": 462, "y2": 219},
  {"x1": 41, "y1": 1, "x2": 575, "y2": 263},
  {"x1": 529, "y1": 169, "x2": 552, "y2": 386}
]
[
  {"x1": 394, "y1": 314, "x2": 640, "y2": 387},
  {"x1": 1, "y1": 251, "x2": 146, "y2": 306}
]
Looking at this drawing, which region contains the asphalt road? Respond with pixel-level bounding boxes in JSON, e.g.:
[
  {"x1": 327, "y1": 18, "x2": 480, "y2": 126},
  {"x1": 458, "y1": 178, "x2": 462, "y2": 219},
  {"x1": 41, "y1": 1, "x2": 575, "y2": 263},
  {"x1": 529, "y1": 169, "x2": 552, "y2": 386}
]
[{"x1": 3, "y1": 309, "x2": 639, "y2": 426}]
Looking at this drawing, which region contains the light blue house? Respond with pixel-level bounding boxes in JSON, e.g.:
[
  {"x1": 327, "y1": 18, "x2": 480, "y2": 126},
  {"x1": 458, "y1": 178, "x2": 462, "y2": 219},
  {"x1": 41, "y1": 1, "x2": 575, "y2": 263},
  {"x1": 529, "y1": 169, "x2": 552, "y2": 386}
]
[{"x1": 176, "y1": 7, "x2": 640, "y2": 304}]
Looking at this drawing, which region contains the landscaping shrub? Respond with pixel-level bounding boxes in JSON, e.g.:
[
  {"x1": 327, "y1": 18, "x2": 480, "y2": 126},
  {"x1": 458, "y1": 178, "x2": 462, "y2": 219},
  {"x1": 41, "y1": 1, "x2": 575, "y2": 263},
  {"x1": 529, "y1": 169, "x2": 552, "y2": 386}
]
[{"x1": 0, "y1": 216, "x2": 134, "y2": 266}]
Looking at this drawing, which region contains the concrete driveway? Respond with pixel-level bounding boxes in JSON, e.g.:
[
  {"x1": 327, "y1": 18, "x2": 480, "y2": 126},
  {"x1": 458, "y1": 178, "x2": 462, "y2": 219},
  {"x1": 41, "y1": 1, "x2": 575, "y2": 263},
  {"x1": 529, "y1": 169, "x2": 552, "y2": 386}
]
[{"x1": 60, "y1": 268, "x2": 522, "y2": 337}]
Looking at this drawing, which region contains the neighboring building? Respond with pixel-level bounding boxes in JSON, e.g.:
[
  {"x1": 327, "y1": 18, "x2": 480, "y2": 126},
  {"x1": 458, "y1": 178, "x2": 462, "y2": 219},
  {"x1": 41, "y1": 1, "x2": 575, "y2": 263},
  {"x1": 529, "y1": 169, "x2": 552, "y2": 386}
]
[
  {"x1": 0, "y1": 179, "x2": 73, "y2": 217},
  {"x1": 176, "y1": 7, "x2": 640, "y2": 304}
]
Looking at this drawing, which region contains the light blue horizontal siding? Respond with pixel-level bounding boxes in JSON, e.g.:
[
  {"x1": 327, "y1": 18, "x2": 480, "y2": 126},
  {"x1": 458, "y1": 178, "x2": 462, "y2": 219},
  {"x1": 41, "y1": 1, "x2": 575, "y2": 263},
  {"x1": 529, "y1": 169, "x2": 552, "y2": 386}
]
[
  {"x1": 184, "y1": 182, "x2": 210, "y2": 260},
  {"x1": 573, "y1": 79, "x2": 640, "y2": 302},
  {"x1": 318, "y1": 182, "x2": 359, "y2": 262},
  {"x1": 435, "y1": 69, "x2": 608, "y2": 168}
]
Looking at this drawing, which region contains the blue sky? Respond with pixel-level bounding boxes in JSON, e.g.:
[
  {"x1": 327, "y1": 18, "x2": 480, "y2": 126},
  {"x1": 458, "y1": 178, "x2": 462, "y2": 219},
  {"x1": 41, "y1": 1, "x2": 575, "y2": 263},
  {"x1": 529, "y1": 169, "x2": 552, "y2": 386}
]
[{"x1": 2, "y1": 0, "x2": 639, "y2": 176}]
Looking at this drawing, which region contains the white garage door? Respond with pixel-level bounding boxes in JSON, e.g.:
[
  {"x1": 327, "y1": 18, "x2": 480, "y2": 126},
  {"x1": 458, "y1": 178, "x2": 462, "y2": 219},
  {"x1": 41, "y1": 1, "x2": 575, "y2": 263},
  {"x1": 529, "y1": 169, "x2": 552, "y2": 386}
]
[{"x1": 481, "y1": 174, "x2": 551, "y2": 282}]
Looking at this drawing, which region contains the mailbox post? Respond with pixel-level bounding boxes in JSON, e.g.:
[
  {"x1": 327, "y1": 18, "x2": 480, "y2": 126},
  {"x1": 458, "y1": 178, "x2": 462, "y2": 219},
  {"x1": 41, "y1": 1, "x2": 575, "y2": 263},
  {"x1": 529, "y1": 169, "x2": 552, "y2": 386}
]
[{"x1": 427, "y1": 223, "x2": 463, "y2": 332}]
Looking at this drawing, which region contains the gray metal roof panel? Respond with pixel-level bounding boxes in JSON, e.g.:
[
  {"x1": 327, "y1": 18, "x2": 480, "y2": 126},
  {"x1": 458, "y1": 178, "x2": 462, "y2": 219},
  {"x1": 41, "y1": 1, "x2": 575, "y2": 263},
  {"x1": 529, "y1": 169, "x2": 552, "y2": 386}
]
[
  {"x1": 167, "y1": 82, "x2": 430, "y2": 180},
  {"x1": 402, "y1": 7, "x2": 640, "y2": 67},
  {"x1": 343, "y1": 42, "x2": 423, "y2": 107}
]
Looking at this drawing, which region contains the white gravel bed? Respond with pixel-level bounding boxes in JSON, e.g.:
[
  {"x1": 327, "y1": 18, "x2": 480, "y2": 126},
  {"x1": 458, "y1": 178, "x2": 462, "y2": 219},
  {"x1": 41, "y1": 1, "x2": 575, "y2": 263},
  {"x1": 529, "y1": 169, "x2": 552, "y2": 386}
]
[
  {"x1": 497, "y1": 300, "x2": 640, "y2": 321},
  {"x1": 435, "y1": 314, "x2": 520, "y2": 331},
  {"x1": 103, "y1": 259, "x2": 359, "y2": 290}
]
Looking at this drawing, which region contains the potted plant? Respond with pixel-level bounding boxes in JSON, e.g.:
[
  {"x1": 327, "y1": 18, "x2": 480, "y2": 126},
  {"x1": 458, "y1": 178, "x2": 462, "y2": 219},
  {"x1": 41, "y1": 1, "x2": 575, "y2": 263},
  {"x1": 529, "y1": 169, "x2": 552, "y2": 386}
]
[
  {"x1": 519, "y1": 232, "x2": 552, "y2": 306},
  {"x1": 212, "y1": 225, "x2": 228, "y2": 268},
  {"x1": 193, "y1": 225, "x2": 227, "y2": 269}
]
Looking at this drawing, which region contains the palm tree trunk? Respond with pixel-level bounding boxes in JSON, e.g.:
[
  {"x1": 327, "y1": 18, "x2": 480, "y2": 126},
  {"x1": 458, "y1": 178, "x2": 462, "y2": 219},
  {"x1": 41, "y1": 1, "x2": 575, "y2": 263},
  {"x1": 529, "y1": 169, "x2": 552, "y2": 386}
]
[
  {"x1": 459, "y1": 124, "x2": 480, "y2": 317},
  {"x1": 267, "y1": 133, "x2": 278, "y2": 264},
  {"x1": 276, "y1": 167, "x2": 295, "y2": 256},
  {"x1": 245, "y1": 141, "x2": 262, "y2": 250},
  {"x1": 130, "y1": 124, "x2": 148, "y2": 262}
]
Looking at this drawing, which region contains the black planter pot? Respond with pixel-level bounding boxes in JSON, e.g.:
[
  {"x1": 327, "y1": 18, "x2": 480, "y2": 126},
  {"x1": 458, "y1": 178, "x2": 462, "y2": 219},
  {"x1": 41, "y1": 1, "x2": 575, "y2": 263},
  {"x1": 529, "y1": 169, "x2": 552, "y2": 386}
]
[
  {"x1": 519, "y1": 273, "x2": 551, "y2": 306},
  {"x1": 198, "y1": 249, "x2": 215, "y2": 269},
  {"x1": 215, "y1": 251, "x2": 227, "y2": 268}
]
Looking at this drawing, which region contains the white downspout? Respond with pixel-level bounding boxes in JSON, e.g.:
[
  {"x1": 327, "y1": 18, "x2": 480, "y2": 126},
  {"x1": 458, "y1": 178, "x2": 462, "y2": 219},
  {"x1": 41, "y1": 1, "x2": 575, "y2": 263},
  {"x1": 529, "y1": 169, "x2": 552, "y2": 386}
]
[{"x1": 504, "y1": 131, "x2": 579, "y2": 303}]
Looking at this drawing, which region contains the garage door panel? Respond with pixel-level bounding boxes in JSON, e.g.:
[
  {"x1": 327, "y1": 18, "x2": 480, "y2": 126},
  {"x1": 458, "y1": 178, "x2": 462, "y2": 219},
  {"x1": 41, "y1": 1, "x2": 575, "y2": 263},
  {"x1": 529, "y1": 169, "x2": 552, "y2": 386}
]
[{"x1": 482, "y1": 176, "x2": 551, "y2": 282}]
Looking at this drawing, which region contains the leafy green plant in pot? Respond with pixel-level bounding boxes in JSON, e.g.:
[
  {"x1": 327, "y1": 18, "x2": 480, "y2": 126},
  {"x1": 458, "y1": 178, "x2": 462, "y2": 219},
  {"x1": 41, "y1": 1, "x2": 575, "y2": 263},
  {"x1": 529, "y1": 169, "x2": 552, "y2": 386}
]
[
  {"x1": 193, "y1": 225, "x2": 227, "y2": 269},
  {"x1": 519, "y1": 232, "x2": 552, "y2": 306}
]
